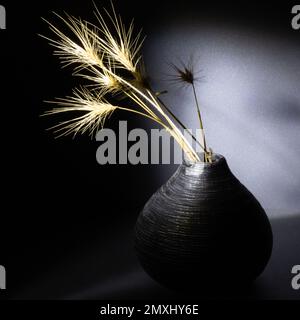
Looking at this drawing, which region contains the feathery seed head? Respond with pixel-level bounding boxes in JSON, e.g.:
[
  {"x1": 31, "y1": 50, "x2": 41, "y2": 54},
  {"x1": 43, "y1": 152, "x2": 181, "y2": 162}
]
[
  {"x1": 78, "y1": 63, "x2": 122, "y2": 96},
  {"x1": 93, "y1": 1, "x2": 144, "y2": 74},
  {"x1": 45, "y1": 87, "x2": 116, "y2": 137},
  {"x1": 42, "y1": 14, "x2": 104, "y2": 70}
]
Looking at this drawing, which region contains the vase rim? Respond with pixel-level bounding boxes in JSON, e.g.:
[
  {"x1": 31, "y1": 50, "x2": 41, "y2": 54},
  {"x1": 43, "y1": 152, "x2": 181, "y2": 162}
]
[{"x1": 183, "y1": 153, "x2": 225, "y2": 167}]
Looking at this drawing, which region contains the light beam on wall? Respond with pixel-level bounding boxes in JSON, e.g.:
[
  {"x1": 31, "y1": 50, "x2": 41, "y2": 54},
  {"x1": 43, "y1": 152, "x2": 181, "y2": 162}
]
[{"x1": 145, "y1": 21, "x2": 300, "y2": 218}]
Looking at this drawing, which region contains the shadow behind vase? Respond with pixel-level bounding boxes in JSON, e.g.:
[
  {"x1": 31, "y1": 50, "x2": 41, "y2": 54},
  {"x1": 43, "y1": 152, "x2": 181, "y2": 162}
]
[{"x1": 134, "y1": 154, "x2": 273, "y2": 290}]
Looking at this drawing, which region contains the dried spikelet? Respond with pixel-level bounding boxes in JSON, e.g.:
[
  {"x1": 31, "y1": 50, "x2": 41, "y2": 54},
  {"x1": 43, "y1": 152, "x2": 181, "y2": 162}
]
[
  {"x1": 41, "y1": 14, "x2": 104, "y2": 69},
  {"x1": 41, "y1": 2, "x2": 201, "y2": 162},
  {"x1": 44, "y1": 87, "x2": 116, "y2": 137},
  {"x1": 78, "y1": 63, "x2": 123, "y2": 96},
  {"x1": 93, "y1": 1, "x2": 145, "y2": 74}
]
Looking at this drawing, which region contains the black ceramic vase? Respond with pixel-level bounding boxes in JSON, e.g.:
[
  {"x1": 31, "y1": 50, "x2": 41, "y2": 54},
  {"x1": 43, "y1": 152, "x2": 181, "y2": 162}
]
[{"x1": 134, "y1": 154, "x2": 273, "y2": 290}]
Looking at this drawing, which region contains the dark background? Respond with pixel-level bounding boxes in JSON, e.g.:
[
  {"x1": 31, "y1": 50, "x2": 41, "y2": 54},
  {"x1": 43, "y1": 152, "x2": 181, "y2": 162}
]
[{"x1": 0, "y1": 0, "x2": 299, "y2": 300}]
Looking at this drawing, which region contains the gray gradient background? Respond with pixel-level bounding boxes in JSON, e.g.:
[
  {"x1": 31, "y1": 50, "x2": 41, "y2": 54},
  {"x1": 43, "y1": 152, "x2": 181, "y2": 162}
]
[{"x1": 144, "y1": 18, "x2": 300, "y2": 218}]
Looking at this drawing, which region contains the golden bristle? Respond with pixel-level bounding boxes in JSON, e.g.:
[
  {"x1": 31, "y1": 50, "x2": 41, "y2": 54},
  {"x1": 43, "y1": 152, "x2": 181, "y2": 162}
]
[
  {"x1": 92, "y1": 1, "x2": 144, "y2": 74},
  {"x1": 44, "y1": 87, "x2": 116, "y2": 137},
  {"x1": 41, "y1": 14, "x2": 104, "y2": 69},
  {"x1": 42, "y1": 2, "x2": 201, "y2": 162},
  {"x1": 78, "y1": 63, "x2": 122, "y2": 96}
]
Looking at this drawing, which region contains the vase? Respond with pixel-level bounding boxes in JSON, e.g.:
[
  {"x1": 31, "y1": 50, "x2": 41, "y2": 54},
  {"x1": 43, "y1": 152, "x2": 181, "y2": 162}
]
[{"x1": 134, "y1": 154, "x2": 273, "y2": 290}]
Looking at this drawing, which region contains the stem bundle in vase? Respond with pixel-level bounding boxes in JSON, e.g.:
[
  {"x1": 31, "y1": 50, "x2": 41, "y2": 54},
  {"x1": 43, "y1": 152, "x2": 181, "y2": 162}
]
[{"x1": 42, "y1": 1, "x2": 212, "y2": 163}]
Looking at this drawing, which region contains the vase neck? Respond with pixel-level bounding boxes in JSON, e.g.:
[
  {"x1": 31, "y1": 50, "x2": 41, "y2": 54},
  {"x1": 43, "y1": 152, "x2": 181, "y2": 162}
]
[{"x1": 181, "y1": 153, "x2": 230, "y2": 177}]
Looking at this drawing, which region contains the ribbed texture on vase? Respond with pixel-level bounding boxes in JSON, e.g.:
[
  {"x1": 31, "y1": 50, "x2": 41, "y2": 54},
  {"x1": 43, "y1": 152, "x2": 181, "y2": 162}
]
[{"x1": 135, "y1": 154, "x2": 273, "y2": 290}]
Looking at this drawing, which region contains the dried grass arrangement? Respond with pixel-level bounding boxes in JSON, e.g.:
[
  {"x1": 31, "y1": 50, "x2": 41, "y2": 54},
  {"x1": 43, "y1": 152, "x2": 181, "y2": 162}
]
[{"x1": 41, "y1": 1, "x2": 212, "y2": 163}]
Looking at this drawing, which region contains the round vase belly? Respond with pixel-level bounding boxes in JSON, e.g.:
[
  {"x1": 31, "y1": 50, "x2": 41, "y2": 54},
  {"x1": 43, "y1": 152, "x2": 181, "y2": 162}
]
[{"x1": 134, "y1": 154, "x2": 273, "y2": 290}]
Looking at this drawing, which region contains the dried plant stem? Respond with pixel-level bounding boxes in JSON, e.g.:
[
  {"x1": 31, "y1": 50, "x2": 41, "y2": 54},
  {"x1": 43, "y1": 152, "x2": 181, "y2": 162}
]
[
  {"x1": 107, "y1": 70, "x2": 199, "y2": 162},
  {"x1": 191, "y1": 83, "x2": 211, "y2": 162},
  {"x1": 146, "y1": 89, "x2": 199, "y2": 162},
  {"x1": 117, "y1": 107, "x2": 167, "y2": 128},
  {"x1": 156, "y1": 96, "x2": 205, "y2": 152},
  {"x1": 125, "y1": 91, "x2": 159, "y2": 121},
  {"x1": 42, "y1": 4, "x2": 204, "y2": 163}
]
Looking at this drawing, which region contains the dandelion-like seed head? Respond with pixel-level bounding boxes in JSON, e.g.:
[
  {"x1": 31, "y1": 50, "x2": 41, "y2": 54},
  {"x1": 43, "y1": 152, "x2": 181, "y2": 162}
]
[
  {"x1": 174, "y1": 65, "x2": 194, "y2": 84},
  {"x1": 169, "y1": 57, "x2": 203, "y2": 88}
]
